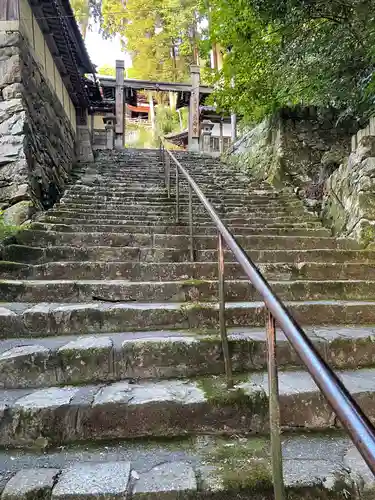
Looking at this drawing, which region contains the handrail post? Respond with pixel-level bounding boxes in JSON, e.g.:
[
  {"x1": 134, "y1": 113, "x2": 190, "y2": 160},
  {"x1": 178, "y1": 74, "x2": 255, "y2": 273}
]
[
  {"x1": 162, "y1": 145, "x2": 166, "y2": 188},
  {"x1": 188, "y1": 185, "x2": 194, "y2": 261},
  {"x1": 218, "y1": 232, "x2": 233, "y2": 388},
  {"x1": 175, "y1": 165, "x2": 180, "y2": 223},
  {"x1": 266, "y1": 310, "x2": 285, "y2": 500},
  {"x1": 166, "y1": 153, "x2": 171, "y2": 199}
]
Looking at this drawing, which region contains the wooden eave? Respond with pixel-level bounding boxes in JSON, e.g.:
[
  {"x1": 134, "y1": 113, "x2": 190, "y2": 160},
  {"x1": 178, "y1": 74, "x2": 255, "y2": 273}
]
[{"x1": 29, "y1": 0, "x2": 95, "y2": 107}]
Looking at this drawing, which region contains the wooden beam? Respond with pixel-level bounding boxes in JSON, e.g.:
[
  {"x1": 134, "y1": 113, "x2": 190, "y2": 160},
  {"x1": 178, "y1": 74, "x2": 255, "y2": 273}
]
[
  {"x1": 44, "y1": 32, "x2": 59, "y2": 56},
  {"x1": 0, "y1": 0, "x2": 20, "y2": 21},
  {"x1": 62, "y1": 74, "x2": 73, "y2": 92},
  {"x1": 98, "y1": 77, "x2": 213, "y2": 95},
  {"x1": 54, "y1": 55, "x2": 68, "y2": 77}
]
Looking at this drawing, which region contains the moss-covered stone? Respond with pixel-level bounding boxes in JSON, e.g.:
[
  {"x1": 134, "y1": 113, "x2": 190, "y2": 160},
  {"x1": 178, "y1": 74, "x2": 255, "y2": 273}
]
[
  {"x1": 197, "y1": 374, "x2": 268, "y2": 413},
  {"x1": 359, "y1": 221, "x2": 375, "y2": 247},
  {"x1": 202, "y1": 436, "x2": 272, "y2": 492},
  {"x1": 2, "y1": 201, "x2": 33, "y2": 226}
]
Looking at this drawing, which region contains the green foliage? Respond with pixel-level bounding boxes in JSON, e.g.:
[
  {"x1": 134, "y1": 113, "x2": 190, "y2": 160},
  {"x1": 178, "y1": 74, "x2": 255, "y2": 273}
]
[
  {"x1": 97, "y1": 65, "x2": 115, "y2": 77},
  {"x1": 125, "y1": 105, "x2": 187, "y2": 148},
  {"x1": 71, "y1": 0, "x2": 101, "y2": 38},
  {"x1": 0, "y1": 211, "x2": 22, "y2": 242},
  {"x1": 97, "y1": 65, "x2": 139, "y2": 79},
  {"x1": 100, "y1": 0, "x2": 202, "y2": 81},
  {"x1": 125, "y1": 123, "x2": 158, "y2": 149},
  {"x1": 208, "y1": 0, "x2": 375, "y2": 122},
  {"x1": 156, "y1": 105, "x2": 186, "y2": 135}
]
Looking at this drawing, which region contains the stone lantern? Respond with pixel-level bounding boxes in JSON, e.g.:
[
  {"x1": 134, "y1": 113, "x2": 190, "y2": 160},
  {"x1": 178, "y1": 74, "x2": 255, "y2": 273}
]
[
  {"x1": 201, "y1": 119, "x2": 215, "y2": 154},
  {"x1": 103, "y1": 115, "x2": 117, "y2": 150}
]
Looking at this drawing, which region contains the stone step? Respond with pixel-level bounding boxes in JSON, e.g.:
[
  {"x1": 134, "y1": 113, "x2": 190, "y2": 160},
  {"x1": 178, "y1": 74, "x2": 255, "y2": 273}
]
[
  {"x1": 15, "y1": 230, "x2": 358, "y2": 251},
  {"x1": 3, "y1": 245, "x2": 374, "y2": 266},
  {"x1": 31, "y1": 223, "x2": 330, "y2": 237},
  {"x1": 0, "y1": 433, "x2": 367, "y2": 499},
  {"x1": 4, "y1": 261, "x2": 375, "y2": 282},
  {"x1": 43, "y1": 211, "x2": 319, "y2": 225},
  {"x1": 0, "y1": 326, "x2": 372, "y2": 389},
  {"x1": 55, "y1": 203, "x2": 305, "y2": 217},
  {"x1": 1, "y1": 279, "x2": 375, "y2": 303},
  {"x1": 64, "y1": 185, "x2": 295, "y2": 195},
  {"x1": 38, "y1": 217, "x2": 325, "y2": 230},
  {"x1": 68, "y1": 185, "x2": 276, "y2": 195},
  {"x1": 1, "y1": 300, "x2": 375, "y2": 337},
  {"x1": 60, "y1": 197, "x2": 302, "y2": 210},
  {"x1": 0, "y1": 367, "x2": 374, "y2": 447},
  {"x1": 63, "y1": 191, "x2": 296, "y2": 203}
]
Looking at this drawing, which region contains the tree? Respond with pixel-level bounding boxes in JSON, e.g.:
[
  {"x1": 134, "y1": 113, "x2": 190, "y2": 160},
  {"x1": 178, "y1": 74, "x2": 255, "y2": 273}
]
[
  {"x1": 207, "y1": 0, "x2": 375, "y2": 122},
  {"x1": 100, "y1": 0, "x2": 202, "y2": 81},
  {"x1": 97, "y1": 65, "x2": 116, "y2": 77},
  {"x1": 71, "y1": 0, "x2": 102, "y2": 39}
]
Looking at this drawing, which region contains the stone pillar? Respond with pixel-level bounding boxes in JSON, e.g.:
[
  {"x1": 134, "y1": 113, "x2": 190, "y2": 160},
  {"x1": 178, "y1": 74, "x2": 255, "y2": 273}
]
[
  {"x1": 188, "y1": 64, "x2": 200, "y2": 152},
  {"x1": 231, "y1": 113, "x2": 237, "y2": 142},
  {"x1": 115, "y1": 59, "x2": 124, "y2": 149},
  {"x1": 201, "y1": 120, "x2": 214, "y2": 154},
  {"x1": 103, "y1": 114, "x2": 116, "y2": 150},
  {"x1": 76, "y1": 126, "x2": 94, "y2": 162},
  {"x1": 219, "y1": 119, "x2": 224, "y2": 154}
]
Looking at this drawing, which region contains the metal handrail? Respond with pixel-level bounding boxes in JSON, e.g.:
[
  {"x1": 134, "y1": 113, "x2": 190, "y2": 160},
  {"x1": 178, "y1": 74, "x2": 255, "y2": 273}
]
[{"x1": 159, "y1": 140, "x2": 375, "y2": 495}]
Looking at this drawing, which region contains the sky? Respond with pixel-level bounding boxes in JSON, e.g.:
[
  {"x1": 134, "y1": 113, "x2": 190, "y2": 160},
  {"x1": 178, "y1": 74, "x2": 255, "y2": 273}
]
[{"x1": 85, "y1": 23, "x2": 132, "y2": 71}]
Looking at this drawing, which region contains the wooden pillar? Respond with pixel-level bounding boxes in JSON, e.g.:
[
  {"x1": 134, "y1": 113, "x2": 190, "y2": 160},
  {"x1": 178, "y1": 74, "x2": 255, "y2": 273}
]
[
  {"x1": 115, "y1": 59, "x2": 125, "y2": 149},
  {"x1": 188, "y1": 64, "x2": 200, "y2": 152}
]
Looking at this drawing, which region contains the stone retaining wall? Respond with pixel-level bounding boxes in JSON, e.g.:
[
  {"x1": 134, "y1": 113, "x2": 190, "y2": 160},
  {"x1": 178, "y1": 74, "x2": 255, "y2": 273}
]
[
  {"x1": 0, "y1": 31, "x2": 75, "y2": 225},
  {"x1": 322, "y1": 135, "x2": 375, "y2": 246},
  {"x1": 226, "y1": 107, "x2": 356, "y2": 211}
]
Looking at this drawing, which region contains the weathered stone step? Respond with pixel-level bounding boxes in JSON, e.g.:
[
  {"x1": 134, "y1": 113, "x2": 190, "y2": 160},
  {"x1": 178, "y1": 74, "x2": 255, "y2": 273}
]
[
  {"x1": 60, "y1": 197, "x2": 302, "y2": 210},
  {"x1": 0, "y1": 367, "x2": 374, "y2": 447},
  {"x1": 38, "y1": 217, "x2": 324, "y2": 230},
  {"x1": 5, "y1": 261, "x2": 375, "y2": 282},
  {"x1": 1, "y1": 279, "x2": 375, "y2": 303},
  {"x1": 3, "y1": 245, "x2": 374, "y2": 267},
  {"x1": 0, "y1": 326, "x2": 372, "y2": 389},
  {"x1": 66, "y1": 185, "x2": 286, "y2": 196},
  {"x1": 0, "y1": 433, "x2": 366, "y2": 499},
  {"x1": 69, "y1": 185, "x2": 276, "y2": 195},
  {"x1": 15, "y1": 230, "x2": 359, "y2": 250},
  {"x1": 75, "y1": 169, "x2": 260, "y2": 179},
  {"x1": 31, "y1": 223, "x2": 330, "y2": 238},
  {"x1": 2, "y1": 300, "x2": 375, "y2": 337},
  {"x1": 63, "y1": 190, "x2": 294, "y2": 202},
  {"x1": 43, "y1": 211, "x2": 319, "y2": 225},
  {"x1": 56, "y1": 203, "x2": 305, "y2": 217}
]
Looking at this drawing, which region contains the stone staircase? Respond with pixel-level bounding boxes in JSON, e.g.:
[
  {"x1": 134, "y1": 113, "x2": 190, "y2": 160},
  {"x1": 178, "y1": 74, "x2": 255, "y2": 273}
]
[{"x1": 0, "y1": 149, "x2": 374, "y2": 498}]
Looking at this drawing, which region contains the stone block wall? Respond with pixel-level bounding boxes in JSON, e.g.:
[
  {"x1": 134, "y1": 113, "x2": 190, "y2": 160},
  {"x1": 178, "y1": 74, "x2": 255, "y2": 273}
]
[
  {"x1": 322, "y1": 135, "x2": 375, "y2": 246},
  {"x1": 0, "y1": 31, "x2": 76, "y2": 224},
  {"x1": 226, "y1": 107, "x2": 356, "y2": 211}
]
